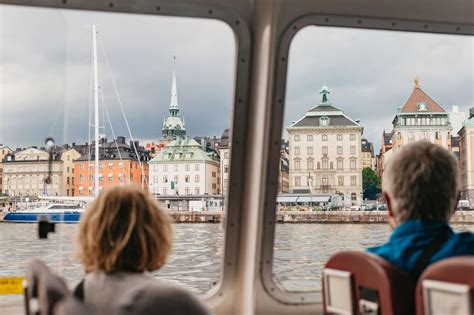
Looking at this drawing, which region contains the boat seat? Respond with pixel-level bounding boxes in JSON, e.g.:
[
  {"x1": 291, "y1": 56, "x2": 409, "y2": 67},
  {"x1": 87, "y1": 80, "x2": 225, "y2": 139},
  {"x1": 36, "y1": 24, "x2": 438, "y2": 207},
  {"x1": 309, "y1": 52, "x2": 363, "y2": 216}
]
[
  {"x1": 416, "y1": 256, "x2": 474, "y2": 315},
  {"x1": 53, "y1": 296, "x2": 96, "y2": 315},
  {"x1": 25, "y1": 259, "x2": 70, "y2": 315},
  {"x1": 322, "y1": 251, "x2": 414, "y2": 315}
]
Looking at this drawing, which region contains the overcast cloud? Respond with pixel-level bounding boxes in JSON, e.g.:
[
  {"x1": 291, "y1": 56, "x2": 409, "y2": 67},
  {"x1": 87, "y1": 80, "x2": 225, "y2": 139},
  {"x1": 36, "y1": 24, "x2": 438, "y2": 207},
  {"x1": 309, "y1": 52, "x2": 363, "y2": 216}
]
[{"x1": 0, "y1": 5, "x2": 473, "y2": 152}]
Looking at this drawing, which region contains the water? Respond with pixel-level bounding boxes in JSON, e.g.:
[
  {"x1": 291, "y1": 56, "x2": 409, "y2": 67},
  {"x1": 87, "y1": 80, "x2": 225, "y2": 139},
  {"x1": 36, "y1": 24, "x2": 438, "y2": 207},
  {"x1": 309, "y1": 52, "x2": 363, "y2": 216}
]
[{"x1": 0, "y1": 222, "x2": 473, "y2": 304}]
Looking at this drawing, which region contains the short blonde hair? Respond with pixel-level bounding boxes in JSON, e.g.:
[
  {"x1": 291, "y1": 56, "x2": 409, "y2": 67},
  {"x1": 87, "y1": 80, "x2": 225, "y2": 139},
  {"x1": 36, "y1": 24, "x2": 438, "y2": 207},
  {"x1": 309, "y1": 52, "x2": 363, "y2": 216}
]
[
  {"x1": 383, "y1": 141, "x2": 460, "y2": 223},
  {"x1": 76, "y1": 185, "x2": 172, "y2": 273}
]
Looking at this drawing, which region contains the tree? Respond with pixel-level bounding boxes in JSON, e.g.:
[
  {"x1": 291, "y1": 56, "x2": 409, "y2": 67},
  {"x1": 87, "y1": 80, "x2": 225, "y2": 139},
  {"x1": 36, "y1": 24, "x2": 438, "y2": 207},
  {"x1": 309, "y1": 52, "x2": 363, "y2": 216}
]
[{"x1": 362, "y1": 167, "x2": 381, "y2": 200}]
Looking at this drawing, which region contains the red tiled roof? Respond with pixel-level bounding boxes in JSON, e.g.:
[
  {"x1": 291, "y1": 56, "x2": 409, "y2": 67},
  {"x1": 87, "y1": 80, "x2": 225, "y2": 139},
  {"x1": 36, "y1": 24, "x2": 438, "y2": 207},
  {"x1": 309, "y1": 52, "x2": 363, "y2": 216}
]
[{"x1": 400, "y1": 86, "x2": 445, "y2": 113}]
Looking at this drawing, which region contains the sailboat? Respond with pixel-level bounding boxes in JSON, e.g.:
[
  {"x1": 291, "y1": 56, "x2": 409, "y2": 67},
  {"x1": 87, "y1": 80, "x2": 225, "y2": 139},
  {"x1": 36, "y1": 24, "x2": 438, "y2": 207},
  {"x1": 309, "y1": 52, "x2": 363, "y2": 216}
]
[{"x1": 3, "y1": 26, "x2": 103, "y2": 223}]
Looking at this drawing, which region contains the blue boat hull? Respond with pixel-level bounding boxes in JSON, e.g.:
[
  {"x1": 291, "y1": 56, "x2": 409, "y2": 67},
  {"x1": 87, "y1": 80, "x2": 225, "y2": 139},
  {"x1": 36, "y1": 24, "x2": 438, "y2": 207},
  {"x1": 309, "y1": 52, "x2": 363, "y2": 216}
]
[{"x1": 2, "y1": 211, "x2": 81, "y2": 223}]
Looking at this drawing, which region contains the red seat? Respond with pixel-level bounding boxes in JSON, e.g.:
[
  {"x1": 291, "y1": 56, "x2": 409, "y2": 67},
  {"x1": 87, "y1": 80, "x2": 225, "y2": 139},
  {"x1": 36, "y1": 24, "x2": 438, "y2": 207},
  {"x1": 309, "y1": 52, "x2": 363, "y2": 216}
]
[
  {"x1": 416, "y1": 256, "x2": 474, "y2": 315},
  {"x1": 322, "y1": 251, "x2": 414, "y2": 315}
]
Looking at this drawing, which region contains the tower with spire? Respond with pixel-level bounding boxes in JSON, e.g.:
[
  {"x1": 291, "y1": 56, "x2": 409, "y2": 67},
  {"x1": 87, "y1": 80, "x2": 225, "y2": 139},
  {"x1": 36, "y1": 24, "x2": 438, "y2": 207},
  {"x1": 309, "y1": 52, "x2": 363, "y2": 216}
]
[{"x1": 162, "y1": 55, "x2": 186, "y2": 142}]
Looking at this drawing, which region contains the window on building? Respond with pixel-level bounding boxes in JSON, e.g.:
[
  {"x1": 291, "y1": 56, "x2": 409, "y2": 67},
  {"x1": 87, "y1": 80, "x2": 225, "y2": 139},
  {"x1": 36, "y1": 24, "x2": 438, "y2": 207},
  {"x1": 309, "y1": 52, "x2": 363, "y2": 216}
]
[
  {"x1": 194, "y1": 187, "x2": 200, "y2": 195},
  {"x1": 223, "y1": 152, "x2": 228, "y2": 159},
  {"x1": 337, "y1": 159, "x2": 343, "y2": 170},
  {"x1": 350, "y1": 159, "x2": 356, "y2": 170},
  {"x1": 307, "y1": 147, "x2": 313, "y2": 155},
  {"x1": 79, "y1": 175, "x2": 84, "y2": 182},
  {"x1": 337, "y1": 146, "x2": 342, "y2": 155},
  {"x1": 163, "y1": 188, "x2": 168, "y2": 195},
  {"x1": 224, "y1": 166, "x2": 229, "y2": 173},
  {"x1": 185, "y1": 175, "x2": 190, "y2": 183},
  {"x1": 154, "y1": 176, "x2": 159, "y2": 183},
  {"x1": 435, "y1": 132, "x2": 441, "y2": 140},
  {"x1": 350, "y1": 146, "x2": 356, "y2": 155},
  {"x1": 174, "y1": 164, "x2": 179, "y2": 171},
  {"x1": 195, "y1": 164, "x2": 200, "y2": 171},
  {"x1": 307, "y1": 135, "x2": 313, "y2": 141},
  {"x1": 351, "y1": 176, "x2": 357, "y2": 186},
  {"x1": 294, "y1": 159, "x2": 301, "y2": 170},
  {"x1": 350, "y1": 134, "x2": 356, "y2": 140},
  {"x1": 294, "y1": 146, "x2": 300, "y2": 155},
  {"x1": 322, "y1": 160, "x2": 328, "y2": 169},
  {"x1": 322, "y1": 146, "x2": 328, "y2": 155},
  {"x1": 185, "y1": 187, "x2": 190, "y2": 195},
  {"x1": 423, "y1": 131, "x2": 428, "y2": 139},
  {"x1": 307, "y1": 160, "x2": 314, "y2": 170},
  {"x1": 294, "y1": 176, "x2": 301, "y2": 186},
  {"x1": 163, "y1": 175, "x2": 168, "y2": 183},
  {"x1": 320, "y1": 116, "x2": 329, "y2": 126},
  {"x1": 337, "y1": 134, "x2": 342, "y2": 141},
  {"x1": 163, "y1": 165, "x2": 168, "y2": 171},
  {"x1": 174, "y1": 175, "x2": 179, "y2": 184},
  {"x1": 185, "y1": 164, "x2": 190, "y2": 171},
  {"x1": 338, "y1": 176, "x2": 344, "y2": 186},
  {"x1": 108, "y1": 173, "x2": 113, "y2": 181},
  {"x1": 397, "y1": 132, "x2": 401, "y2": 140},
  {"x1": 195, "y1": 175, "x2": 200, "y2": 182},
  {"x1": 322, "y1": 134, "x2": 328, "y2": 141},
  {"x1": 294, "y1": 135, "x2": 300, "y2": 141}
]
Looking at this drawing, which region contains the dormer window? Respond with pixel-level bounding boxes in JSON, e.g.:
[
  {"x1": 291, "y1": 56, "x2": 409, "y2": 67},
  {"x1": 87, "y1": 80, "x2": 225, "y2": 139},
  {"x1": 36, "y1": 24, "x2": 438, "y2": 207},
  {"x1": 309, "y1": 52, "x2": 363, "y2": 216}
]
[
  {"x1": 417, "y1": 102, "x2": 427, "y2": 111},
  {"x1": 320, "y1": 116, "x2": 329, "y2": 126}
]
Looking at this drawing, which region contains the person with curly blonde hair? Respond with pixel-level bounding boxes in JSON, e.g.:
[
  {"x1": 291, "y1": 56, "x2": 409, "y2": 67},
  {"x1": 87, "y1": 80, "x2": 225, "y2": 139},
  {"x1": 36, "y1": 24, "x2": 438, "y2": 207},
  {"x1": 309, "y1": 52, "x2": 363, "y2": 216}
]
[{"x1": 75, "y1": 185, "x2": 209, "y2": 315}]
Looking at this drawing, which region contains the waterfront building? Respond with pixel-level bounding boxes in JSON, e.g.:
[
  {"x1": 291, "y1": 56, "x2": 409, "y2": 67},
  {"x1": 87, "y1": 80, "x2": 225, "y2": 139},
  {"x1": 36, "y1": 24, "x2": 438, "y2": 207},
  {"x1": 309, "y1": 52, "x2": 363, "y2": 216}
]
[
  {"x1": 450, "y1": 105, "x2": 467, "y2": 135},
  {"x1": 361, "y1": 139, "x2": 375, "y2": 170},
  {"x1": 458, "y1": 108, "x2": 474, "y2": 204},
  {"x1": 148, "y1": 137, "x2": 221, "y2": 196},
  {"x1": 74, "y1": 137, "x2": 150, "y2": 196},
  {"x1": 376, "y1": 131, "x2": 392, "y2": 178},
  {"x1": 390, "y1": 78, "x2": 452, "y2": 152},
  {"x1": 2, "y1": 146, "x2": 80, "y2": 197},
  {"x1": 279, "y1": 146, "x2": 290, "y2": 193},
  {"x1": 217, "y1": 129, "x2": 230, "y2": 196},
  {"x1": 0, "y1": 145, "x2": 13, "y2": 195},
  {"x1": 287, "y1": 85, "x2": 364, "y2": 205}
]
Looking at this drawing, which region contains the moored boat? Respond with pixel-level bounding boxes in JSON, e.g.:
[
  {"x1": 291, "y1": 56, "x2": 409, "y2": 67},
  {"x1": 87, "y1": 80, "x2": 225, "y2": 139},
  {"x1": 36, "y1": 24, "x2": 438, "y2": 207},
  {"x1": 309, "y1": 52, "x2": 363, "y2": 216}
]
[{"x1": 2, "y1": 204, "x2": 84, "y2": 223}]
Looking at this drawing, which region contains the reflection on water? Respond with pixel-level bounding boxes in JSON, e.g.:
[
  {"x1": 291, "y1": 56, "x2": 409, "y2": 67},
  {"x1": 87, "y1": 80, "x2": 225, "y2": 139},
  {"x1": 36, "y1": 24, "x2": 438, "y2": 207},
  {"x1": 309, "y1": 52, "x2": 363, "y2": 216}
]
[{"x1": 0, "y1": 222, "x2": 472, "y2": 304}]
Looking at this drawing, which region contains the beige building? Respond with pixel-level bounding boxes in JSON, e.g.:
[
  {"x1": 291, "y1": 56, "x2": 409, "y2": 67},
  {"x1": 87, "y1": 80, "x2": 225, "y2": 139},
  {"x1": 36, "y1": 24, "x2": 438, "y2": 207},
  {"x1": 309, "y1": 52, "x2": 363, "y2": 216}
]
[
  {"x1": 287, "y1": 85, "x2": 364, "y2": 205},
  {"x1": 279, "y1": 148, "x2": 290, "y2": 193},
  {"x1": 2, "y1": 147, "x2": 80, "y2": 197},
  {"x1": 218, "y1": 129, "x2": 230, "y2": 196},
  {"x1": 390, "y1": 78, "x2": 452, "y2": 153},
  {"x1": 0, "y1": 145, "x2": 13, "y2": 195},
  {"x1": 458, "y1": 109, "x2": 474, "y2": 204},
  {"x1": 149, "y1": 137, "x2": 221, "y2": 196}
]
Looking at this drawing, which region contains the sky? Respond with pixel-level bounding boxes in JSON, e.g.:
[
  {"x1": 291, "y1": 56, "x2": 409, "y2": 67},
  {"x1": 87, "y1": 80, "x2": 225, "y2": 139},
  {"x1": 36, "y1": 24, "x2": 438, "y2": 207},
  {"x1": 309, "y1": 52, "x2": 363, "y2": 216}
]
[{"x1": 0, "y1": 4, "x2": 473, "y2": 152}]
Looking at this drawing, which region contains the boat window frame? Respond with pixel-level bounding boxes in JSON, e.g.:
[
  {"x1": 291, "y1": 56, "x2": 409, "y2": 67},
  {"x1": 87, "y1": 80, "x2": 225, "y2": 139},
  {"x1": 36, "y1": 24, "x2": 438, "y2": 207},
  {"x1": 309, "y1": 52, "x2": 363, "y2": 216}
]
[
  {"x1": 261, "y1": 13, "x2": 474, "y2": 305},
  {"x1": 0, "y1": 0, "x2": 252, "y2": 303}
]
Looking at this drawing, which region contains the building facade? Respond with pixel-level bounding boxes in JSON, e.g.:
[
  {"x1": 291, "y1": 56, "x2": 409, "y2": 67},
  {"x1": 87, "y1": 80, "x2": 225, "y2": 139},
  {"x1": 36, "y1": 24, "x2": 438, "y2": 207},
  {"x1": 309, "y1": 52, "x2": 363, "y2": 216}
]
[
  {"x1": 0, "y1": 145, "x2": 12, "y2": 195},
  {"x1": 74, "y1": 137, "x2": 150, "y2": 196},
  {"x1": 2, "y1": 147, "x2": 79, "y2": 197},
  {"x1": 361, "y1": 139, "x2": 375, "y2": 170},
  {"x1": 390, "y1": 78, "x2": 452, "y2": 152},
  {"x1": 287, "y1": 85, "x2": 364, "y2": 205},
  {"x1": 458, "y1": 109, "x2": 474, "y2": 204},
  {"x1": 149, "y1": 137, "x2": 220, "y2": 196},
  {"x1": 218, "y1": 129, "x2": 230, "y2": 196}
]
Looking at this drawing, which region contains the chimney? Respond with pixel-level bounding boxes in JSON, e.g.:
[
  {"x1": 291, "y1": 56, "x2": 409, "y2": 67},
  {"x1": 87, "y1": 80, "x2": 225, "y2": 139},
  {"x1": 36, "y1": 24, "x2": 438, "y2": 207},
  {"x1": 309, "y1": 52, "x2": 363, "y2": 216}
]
[
  {"x1": 470, "y1": 108, "x2": 474, "y2": 119},
  {"x1": 117, "y1": 136, "x2": 125, "y2": 144}
]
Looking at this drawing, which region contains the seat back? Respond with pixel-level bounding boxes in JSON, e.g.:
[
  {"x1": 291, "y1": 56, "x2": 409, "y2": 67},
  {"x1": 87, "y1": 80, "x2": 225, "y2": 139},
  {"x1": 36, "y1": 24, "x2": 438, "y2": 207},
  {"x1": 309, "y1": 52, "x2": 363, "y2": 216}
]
[
  {"x1": 25, "y1": 259, "x2": 71, "y2": 315},
  {"x1": 322, "y1": 251, "x2": 414, "y2": 315},
  {"x1": 416, "y1": 256, "x2": 474, "y2": 315}
]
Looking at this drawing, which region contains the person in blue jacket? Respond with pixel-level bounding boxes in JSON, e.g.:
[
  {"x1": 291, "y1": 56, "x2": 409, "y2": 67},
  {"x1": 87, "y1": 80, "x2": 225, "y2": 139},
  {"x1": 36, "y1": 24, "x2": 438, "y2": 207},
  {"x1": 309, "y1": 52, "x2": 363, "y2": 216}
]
[{"x1": 368, "y1": 140, "x2": 474, "y2": 279}]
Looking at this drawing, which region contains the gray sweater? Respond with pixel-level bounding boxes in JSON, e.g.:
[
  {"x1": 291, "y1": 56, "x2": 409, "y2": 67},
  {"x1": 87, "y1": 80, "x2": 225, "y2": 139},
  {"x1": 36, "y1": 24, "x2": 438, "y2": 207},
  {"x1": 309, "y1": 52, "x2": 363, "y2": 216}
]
[{"x1": 83, "y1": 270, "x2": 210, "y2": 315}]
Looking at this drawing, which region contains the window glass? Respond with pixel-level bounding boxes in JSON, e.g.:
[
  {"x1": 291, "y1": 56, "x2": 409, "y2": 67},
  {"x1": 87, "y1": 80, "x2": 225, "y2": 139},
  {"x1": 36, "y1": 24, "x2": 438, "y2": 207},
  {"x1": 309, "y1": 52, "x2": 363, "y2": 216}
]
[
  {"x1": 0, "y1": 4, "x2": 234, "y2": 305},
  {"x1": 274, "y1": 25, "x2": 473, "y2": 293}
]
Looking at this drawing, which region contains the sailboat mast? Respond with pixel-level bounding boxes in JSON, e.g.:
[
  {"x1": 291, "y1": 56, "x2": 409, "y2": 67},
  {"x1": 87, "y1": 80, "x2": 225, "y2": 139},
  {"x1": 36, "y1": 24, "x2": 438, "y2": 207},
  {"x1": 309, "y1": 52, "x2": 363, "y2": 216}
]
[{"x1": 92, "y1": 25, "x2": 100, "y2": 197}]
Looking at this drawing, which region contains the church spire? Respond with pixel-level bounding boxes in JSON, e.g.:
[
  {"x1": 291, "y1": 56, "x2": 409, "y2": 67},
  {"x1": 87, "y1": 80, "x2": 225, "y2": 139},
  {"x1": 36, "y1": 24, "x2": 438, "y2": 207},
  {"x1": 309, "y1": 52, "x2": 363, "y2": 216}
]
[{"x1": 170, "y1": 54, "x2": 179, "y2": 112}]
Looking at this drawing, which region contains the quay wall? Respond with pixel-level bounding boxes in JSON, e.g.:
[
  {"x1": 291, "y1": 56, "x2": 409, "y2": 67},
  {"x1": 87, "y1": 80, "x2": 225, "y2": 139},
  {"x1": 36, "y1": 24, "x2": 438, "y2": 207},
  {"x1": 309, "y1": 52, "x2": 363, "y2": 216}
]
[{"x1": 2, "y1": 211, "x2": 474, "y2": 224}]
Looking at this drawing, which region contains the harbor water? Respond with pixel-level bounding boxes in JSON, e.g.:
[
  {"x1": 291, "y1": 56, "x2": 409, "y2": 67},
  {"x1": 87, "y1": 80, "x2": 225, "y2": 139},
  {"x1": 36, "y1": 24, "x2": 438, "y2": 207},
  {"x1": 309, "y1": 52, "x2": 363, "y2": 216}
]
[{"x1": 0, "y1": 222, "x2": 473, "y2": 305}]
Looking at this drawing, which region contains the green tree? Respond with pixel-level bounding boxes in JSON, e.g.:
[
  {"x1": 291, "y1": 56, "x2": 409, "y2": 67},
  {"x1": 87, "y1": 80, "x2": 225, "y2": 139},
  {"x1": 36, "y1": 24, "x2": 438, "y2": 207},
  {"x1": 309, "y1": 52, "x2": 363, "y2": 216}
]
[{"x1": 362, "y1": 167, "x2": 381, "y2": 200}]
